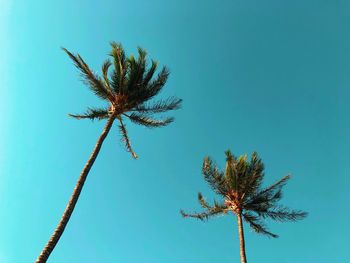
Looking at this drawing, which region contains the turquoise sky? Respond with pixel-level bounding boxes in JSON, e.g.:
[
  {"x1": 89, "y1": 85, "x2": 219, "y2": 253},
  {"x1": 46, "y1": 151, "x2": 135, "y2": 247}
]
[{"x1": 1, "y1": 0, "x2": 349, "y2": 262}]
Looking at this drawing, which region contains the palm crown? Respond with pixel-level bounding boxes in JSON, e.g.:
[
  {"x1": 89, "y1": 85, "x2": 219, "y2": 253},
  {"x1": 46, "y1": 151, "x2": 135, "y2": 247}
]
[
  {"x1": 63, "y1": 42, "x2": 182, "y2": 158},
  {"x1": 181, "y1": 150, "x2": 307, "y2": 238}
]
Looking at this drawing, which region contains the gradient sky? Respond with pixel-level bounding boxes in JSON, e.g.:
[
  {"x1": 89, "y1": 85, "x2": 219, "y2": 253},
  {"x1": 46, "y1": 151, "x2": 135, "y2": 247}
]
[{"x1": 1, "y1": 0, "x2": 350, "y2": 262}]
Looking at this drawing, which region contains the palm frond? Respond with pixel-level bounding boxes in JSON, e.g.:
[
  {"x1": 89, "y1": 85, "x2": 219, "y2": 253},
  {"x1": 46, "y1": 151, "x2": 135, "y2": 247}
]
[
  {"x1": 244, "y1": 189, "x2": 283, "y2": 211},
  {"x1": 180, "y1": 201, "x2": 227, "y2": 221},
  {"x1": 243, "y1": 212, "x2": 278, "y2": 238},
  {"x1": 126, "y1": 113, "x2": 174, "y2": 128},
  {"x1": 69, "y1": 107, "x2": 109, "y2": 120},
  {"x1": 180, "y1": 210, "x2": 210, "y2": 221},
  {"x1": 139, "y1": 66, "x2": 170, "y2": 102},
  {"x1": 244, "y1": 175, "x2": 291, "y2": 209},
  {"x1": 110, "y1": 42, "x2": 127, "y2": 94},
  {"x1": 202, "y1": 157, "x2": 226, "y2": 196},
  {"x1": 241, "y1": 152, "x2": 265, "y2": 196},
  {"x1": 198, "y1": 192, "x2": 210, "y2": 209},
  {"x1": 62, "y1": 48, "x2": 113, "y2": 101},
  {"x1": 225, "y1": 150, "x2": 238, "y2": 192},
  {"x1": 256, "y1": 206, "x2": 308, "y2": 222},
  {"x1": 136, "y1": 46, "x2": 147, "y2": 81},
  {"x1": 133, "y1": 97, "x2": 182, "y2": 113},
  {"x1": 126, "y1": 48, "x2": 147, "y2": 94},
  {"x1": 102, "y1": 59, "x2": 112, "y2": 91},
  {"x1": 118, "y1": 117, "x2": 137, "y2": 159},
  {"x1": 143, "y1": 60, "x2": 158, "y2": 86},
  {"x1": 259, "y1": 175, "x2": 291, "y2": 196}
]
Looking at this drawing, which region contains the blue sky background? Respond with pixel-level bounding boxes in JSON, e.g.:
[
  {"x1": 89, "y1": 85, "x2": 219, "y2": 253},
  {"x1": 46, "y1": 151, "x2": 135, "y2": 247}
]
[{"x1": 1, "y1": 0, "x2": 350, "y2": 262}]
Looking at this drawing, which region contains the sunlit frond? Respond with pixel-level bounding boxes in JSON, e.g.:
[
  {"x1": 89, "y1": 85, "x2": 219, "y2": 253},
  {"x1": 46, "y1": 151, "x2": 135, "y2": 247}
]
[
  {"x1": 62, "y1": 48, "x2": 113, "y2": 101},
  {"x1": 202, "y1": 157, "x2": 226, "y2": 196}
]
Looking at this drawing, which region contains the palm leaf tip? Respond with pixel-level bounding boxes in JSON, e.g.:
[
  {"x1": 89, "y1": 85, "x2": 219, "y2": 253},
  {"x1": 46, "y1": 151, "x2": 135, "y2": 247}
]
[
  {"x1": 198, "y1": 193, "x2": 210, "y2": 209},
  {"x1": 225, "y1": 150, "x2": 234, "y2": 160},
  {"x1": 110, "y1": 41, "x2": 124, "y2": 55},
  {"x1": 180, "y1": 209, "x2": 188, "y2": 218},
  {"x1": 137, "y1": 46, "x2": 147, "y2": 59}
]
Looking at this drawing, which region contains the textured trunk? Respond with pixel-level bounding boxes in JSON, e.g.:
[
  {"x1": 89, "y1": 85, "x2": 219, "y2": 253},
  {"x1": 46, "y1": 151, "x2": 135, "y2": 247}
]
[
  {"x1": 237, "y1": 213, "x2": 247, "y2": 263},
  {"x1": 36, "y1": 116, "x2": 115, "y2": 262}
]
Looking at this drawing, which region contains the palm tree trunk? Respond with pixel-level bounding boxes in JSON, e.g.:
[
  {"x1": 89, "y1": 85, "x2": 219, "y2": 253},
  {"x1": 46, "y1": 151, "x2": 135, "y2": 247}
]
[
  {"x1": 237, "y1": 213, "x2": 247, "y2": 263},
  {"x1": 36, "y1": 115, "x2": 115, "y2": 262}
]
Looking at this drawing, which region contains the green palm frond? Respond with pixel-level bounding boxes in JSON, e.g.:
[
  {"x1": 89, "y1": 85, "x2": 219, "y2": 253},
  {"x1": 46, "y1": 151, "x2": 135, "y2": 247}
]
[
  {"x1": 62, "y1": 48, "x2": 113, "y2": 101},
  {"x1": 102, "y1": 59, "x2": 112, "y2": 90},
  {"x1": 143, "y1": 60, "x2": 158, "y2": 86},
  {"x1": 243, "y1": 212, "x2": 278, "y2": 238},
  {"x1": 202, "y1": 157, "x2": 226, "y2": 196},
  {"x1": 255, "y1": 206, "x2": 308, "y2": 222},
  {"x1": 126, "y1": 112, "x2": 174, "y2": 128},
  {"x1": 133, "y1": 97, "x2": 182, "y2": 113},
  {"x1": 109, "y1": 42, "x2": 127, "y2": 94},
  {"x1": 69, "y1": 107, "x2": 109, "y2": 120},
  {"x1": 138, "y1": 67, "x2": 170, "y2": 103},
  {"x1": 241, "y1": 152, "x2": 265, "y2": 196},
  {"x1": 126, "y1": 49, "x2": 146, "y2": 94},
  {"x1": 257, "y1": 175, "x2": 290, "y2": 197},
  {"x1": 224, "y1": 150, "x2": 238, "y2": 192}
]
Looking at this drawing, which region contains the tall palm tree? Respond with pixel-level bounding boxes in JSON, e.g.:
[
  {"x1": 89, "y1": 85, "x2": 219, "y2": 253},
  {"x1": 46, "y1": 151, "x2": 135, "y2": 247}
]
[
  {"x1": 36, "y1": 42, "x2": 182, "y2": 262},
  {"x1": 181, "y1": 150, "x2": 307, "y2": 263}
]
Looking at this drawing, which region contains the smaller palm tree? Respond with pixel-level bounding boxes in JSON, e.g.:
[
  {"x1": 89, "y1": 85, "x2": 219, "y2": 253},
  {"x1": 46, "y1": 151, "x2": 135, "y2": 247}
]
[{"x1": 181, "y1": 150, "x2": 307, "y2": 263}]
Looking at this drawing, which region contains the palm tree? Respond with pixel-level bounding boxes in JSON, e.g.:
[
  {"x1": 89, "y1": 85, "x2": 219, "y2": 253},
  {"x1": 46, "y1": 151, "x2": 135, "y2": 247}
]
[
  {"x1": 36, "y1": 42, "x2": 182, "y2": 262},
  {"x1": 181, "y1": 150, "x2": 307, "y2": 263}
]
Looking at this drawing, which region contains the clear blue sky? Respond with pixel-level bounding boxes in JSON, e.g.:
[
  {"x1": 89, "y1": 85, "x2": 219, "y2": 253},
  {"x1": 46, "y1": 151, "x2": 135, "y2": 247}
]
[{"x1": 1, "y1": 0, "x2": 349, "y2": 262}]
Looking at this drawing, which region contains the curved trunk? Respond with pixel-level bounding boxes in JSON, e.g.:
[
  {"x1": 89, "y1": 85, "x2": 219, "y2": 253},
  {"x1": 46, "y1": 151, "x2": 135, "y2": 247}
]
[
  {"x1": 237, "y1": 213, "x2": 247, "y2": 263},
  {"x1": 36, "y1": 116, "x2": 115, "y2": 262}
]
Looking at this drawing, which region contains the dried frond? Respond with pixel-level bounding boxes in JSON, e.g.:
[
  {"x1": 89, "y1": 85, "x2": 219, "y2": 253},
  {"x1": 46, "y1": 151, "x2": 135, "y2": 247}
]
[
  {"x1": 180, "y1": 202, "x2": 227, "y2": 221},
  {"x1": 118, "y1": 117, "x2": 137, "y2": 159}
]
